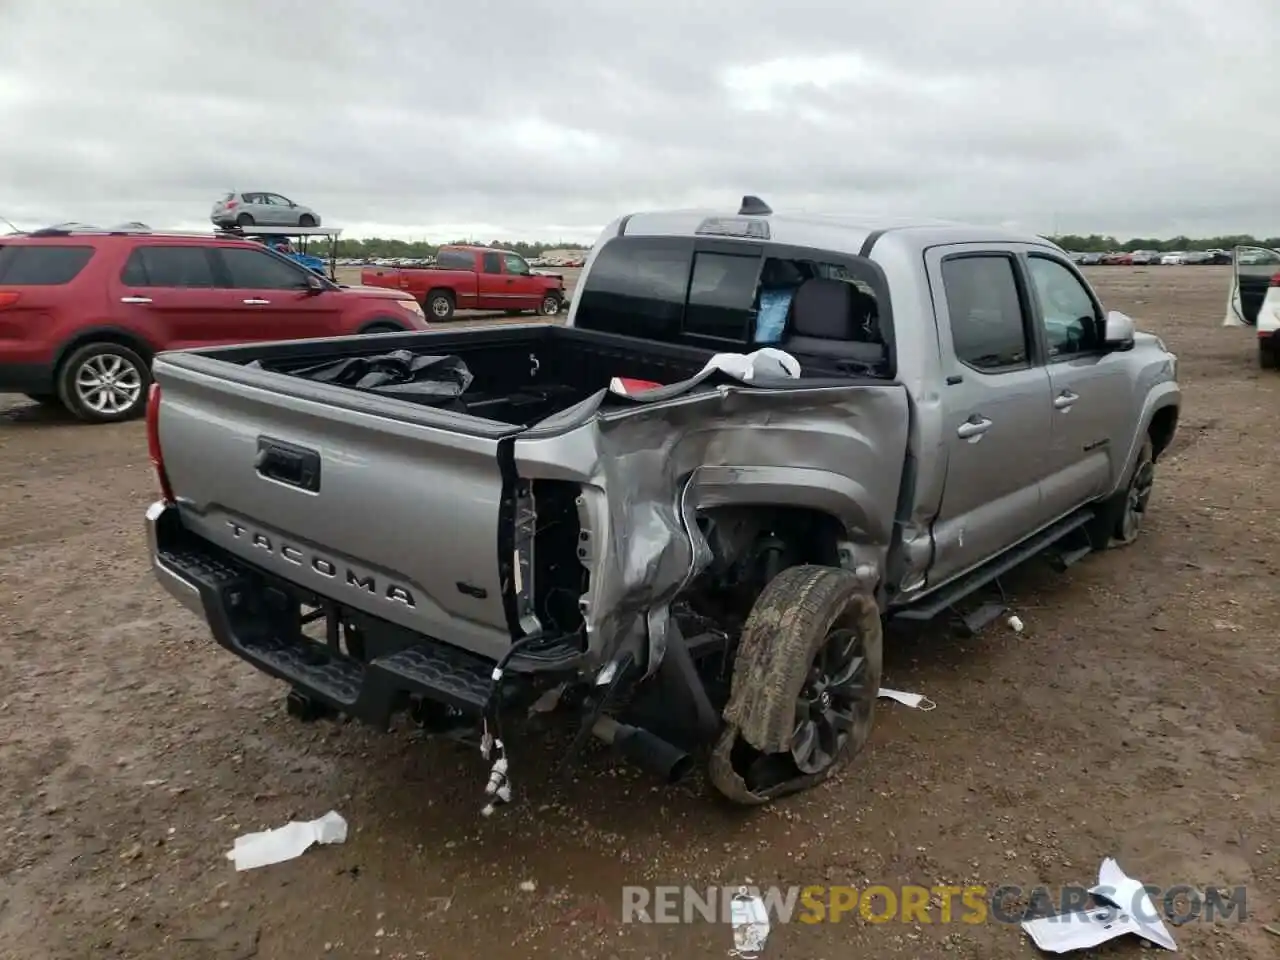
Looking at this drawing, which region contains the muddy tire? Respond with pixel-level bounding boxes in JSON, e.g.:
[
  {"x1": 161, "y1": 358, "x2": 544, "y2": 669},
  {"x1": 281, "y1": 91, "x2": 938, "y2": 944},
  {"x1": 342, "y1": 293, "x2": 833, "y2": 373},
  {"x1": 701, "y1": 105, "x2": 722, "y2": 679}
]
[
  {"x1": 1260, "y1": 341, "x2": 1278, "y2": 370},
  {"x1": 1090, "y1": 436, "x2": 1155, "y2": 549},
  {"x1": 709, "y1": 565, "x2": 882, "y2": 806}
]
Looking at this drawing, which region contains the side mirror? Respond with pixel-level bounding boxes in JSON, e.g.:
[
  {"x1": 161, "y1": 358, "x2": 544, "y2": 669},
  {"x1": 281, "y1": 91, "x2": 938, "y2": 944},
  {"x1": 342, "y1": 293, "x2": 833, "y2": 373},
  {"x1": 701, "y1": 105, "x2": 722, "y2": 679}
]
[
  {"x1": 1103, "y1": 310, "x2": 1135, "y2": 350},
  {"x1": 305, "y1": 273, "x2": 326, "y2": 294}
]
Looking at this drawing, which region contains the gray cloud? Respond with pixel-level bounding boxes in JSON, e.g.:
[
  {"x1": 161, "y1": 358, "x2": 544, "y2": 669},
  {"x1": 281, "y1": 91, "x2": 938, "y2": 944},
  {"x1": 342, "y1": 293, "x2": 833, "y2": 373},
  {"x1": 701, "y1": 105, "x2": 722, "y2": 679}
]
[{"x1": 2, "y1": 0, "x2": 1277, "y2": 242}]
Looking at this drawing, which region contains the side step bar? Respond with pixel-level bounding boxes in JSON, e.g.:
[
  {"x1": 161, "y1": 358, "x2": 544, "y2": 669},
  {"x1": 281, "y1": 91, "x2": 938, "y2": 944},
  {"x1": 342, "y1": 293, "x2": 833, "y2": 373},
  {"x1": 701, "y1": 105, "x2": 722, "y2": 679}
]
[{"x1": 892, "y1": 509, "x2": 1095, "y2": 622}]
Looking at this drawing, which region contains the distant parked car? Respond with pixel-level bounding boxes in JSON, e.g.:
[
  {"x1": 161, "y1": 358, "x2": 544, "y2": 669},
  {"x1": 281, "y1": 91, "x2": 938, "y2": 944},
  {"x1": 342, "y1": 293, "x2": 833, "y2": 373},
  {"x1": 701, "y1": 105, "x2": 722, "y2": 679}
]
[
  {"x1": 1103, "y1": 252, "x2": 1133, "y2": 266},
  {"x1": 211, "y1": 192, "x2": 321, "y2": 229},
  {"x1": 1131, "y1": 250, "x2": 1161, "y2": 265},
  {"x1": 1080, "y1": 252, "x2": 1104, "y2": 265},
  {"x1": 1161, "y1": 252, "x2": 1187, "y2": 265}
]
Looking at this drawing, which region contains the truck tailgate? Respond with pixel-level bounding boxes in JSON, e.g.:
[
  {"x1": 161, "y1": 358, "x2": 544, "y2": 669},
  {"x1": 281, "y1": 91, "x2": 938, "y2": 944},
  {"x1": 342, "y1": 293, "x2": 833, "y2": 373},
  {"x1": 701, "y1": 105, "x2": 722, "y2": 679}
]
[{"x1": 154, "y1": 355, "x2": 519, "y2": 661}]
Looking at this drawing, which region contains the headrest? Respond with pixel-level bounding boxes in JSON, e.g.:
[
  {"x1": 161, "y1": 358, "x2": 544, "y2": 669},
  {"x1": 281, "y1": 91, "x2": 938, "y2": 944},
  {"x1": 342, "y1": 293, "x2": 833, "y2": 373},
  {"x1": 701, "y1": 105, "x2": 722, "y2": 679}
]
[
  {"x1": 760, "y1": 259, "x2": 805, "y2": 287},
  {"x1": 791, "y1": 278, "x2": 862, "y2": 340}
]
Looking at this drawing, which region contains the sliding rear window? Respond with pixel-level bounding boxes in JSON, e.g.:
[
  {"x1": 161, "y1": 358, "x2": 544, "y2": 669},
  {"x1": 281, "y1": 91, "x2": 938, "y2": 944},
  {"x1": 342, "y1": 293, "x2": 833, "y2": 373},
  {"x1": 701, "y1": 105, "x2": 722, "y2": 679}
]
[
  {"x1": 0, "y1": 244, "x2": 95, "y2": 285},
  {"x1": 573, "y1": 235, "x2": 893, "y2": 357}
]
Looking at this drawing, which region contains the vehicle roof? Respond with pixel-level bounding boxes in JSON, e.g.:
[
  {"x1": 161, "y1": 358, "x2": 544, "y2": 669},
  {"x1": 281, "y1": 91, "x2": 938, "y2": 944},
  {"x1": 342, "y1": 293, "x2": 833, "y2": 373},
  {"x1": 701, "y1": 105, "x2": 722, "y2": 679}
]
[
  {"x1": 617, "y1": 202, "x2": 1062, "y2": 257},
  {"x1": 441, "y1": 244, "x2": 520, "y2": 256},
  {"x1": 1, "y1": 227, "x2": 286, "y2": 246}
]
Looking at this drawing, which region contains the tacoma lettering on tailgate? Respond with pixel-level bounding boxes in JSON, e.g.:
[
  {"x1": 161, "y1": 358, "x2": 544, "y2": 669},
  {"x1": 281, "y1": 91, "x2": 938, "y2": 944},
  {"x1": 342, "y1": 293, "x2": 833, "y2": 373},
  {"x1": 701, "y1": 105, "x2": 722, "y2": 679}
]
[{"x1": 225, "y1": 521, "x2": 416, "y2": 608}]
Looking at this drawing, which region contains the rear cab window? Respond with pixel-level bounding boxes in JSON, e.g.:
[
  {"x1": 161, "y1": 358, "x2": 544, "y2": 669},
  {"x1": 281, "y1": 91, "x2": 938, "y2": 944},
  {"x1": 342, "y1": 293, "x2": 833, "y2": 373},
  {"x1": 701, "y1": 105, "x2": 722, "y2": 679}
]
[
  {"x1": 572, "y1": 234, "x2": 893, "y2": 375},
  {"x1": 0, "y1": 244, "x2": 96, "y2": 285}
]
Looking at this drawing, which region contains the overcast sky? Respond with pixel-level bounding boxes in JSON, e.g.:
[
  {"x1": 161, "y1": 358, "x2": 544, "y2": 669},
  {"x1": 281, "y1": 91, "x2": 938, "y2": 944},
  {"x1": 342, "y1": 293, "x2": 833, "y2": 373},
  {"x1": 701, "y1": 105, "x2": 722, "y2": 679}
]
[{"x1": 1, "y1": 0, "x2": 1277, "y2": 243}]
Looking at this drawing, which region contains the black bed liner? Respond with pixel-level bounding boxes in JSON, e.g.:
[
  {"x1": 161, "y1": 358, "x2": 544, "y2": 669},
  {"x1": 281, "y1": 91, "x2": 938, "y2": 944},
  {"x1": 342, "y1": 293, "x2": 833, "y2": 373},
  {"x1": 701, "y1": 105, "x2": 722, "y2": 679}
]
[{"x1": 185, "y1": 324, "x2": 883, "y2": 428}]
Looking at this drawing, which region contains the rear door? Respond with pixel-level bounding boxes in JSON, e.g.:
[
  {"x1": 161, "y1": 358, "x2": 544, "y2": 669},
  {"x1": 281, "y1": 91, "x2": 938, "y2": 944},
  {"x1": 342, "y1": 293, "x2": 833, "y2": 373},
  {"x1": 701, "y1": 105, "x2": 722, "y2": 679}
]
[
  {"x1": 112, "y1": 244, "x2": 246, "y2": 347},
  {"x1": 925, "y1": 247, "x2": 1054, "y2": 586},
  {"x1": 1022, "y1": 252, "x2": 1129, "y2": 520},
  {"x1": 1226, "y1": 245, "x2": 1280, "y2": 328},
  {"x1": 213, "y1": 245, "x2": 344, "y2": 340}
]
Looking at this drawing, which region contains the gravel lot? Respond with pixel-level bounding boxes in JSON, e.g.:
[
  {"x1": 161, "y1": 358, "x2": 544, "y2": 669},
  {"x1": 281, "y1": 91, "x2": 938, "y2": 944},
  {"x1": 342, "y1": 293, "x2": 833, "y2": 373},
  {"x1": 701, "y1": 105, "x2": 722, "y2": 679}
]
[{"x1": 0, "y1": 266, "x2": 1276, "y2": 960}]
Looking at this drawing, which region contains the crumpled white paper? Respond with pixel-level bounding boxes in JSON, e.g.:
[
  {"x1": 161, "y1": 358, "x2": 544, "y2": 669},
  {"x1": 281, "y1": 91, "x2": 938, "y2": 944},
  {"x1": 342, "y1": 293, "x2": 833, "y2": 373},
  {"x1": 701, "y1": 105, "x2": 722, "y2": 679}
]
[
  {"x1": 728, "y1": 887, "x2": 771, "y2": 958},
  {"x1": 225, "y1": 810, "x2": 348, "y2": 871},
  {"x1": 700, "y1": 347, "x2": 801, "y2": 381},
  {"x1": 878, "y1": 688, "x2": 937, "y2": 711},
  {"x1": 1021, "y1": 857, "x2": 1177, "y2": 953}
]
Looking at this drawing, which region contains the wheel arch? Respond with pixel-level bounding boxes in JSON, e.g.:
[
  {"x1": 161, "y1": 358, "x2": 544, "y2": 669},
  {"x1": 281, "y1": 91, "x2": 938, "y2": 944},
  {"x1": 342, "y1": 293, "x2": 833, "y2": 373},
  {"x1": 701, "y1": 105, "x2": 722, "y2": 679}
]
[{"x1": 53, "y1": 326, "x2": 159, "y2": 375}]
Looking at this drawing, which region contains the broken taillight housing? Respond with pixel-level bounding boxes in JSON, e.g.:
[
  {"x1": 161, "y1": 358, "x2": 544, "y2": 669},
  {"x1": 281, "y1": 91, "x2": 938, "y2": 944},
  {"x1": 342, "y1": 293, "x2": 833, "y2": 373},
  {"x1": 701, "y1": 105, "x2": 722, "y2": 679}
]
[{"x1": 146, "y1": 383, "x2": 175, "y2": 503}]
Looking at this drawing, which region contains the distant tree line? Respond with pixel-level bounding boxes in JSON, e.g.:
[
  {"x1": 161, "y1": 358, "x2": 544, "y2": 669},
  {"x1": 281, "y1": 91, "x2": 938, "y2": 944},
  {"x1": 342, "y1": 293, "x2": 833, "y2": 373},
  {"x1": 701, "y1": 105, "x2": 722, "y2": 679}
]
[
  {"x1": 332, "y1": 238, "x2": 589, "y2": 259},
  {"x1": 1046, "y1": 234, "x2": 1280, "y2": 253}
]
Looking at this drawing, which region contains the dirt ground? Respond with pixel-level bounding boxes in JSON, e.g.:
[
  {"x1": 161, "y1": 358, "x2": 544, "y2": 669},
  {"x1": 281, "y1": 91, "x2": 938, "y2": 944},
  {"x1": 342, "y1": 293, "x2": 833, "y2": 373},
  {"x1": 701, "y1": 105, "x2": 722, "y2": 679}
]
[{"x1": 0, "y1": 266, "x2": 1276, "y2": 960}]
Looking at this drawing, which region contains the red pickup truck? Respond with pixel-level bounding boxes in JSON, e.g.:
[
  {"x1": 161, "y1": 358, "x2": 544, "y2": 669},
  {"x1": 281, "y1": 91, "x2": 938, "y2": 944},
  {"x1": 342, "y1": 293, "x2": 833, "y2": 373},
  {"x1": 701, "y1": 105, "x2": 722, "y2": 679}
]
[{"x1": 361, "y1": 245, "x2": 565, "y2": 321}]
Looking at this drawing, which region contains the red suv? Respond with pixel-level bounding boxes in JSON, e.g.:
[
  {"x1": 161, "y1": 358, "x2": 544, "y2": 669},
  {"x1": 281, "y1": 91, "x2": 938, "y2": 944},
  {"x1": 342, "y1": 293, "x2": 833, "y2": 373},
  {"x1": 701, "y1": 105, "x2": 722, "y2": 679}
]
[{"x1": 0, "y1": 227, "x2": 430, "y2": 422}]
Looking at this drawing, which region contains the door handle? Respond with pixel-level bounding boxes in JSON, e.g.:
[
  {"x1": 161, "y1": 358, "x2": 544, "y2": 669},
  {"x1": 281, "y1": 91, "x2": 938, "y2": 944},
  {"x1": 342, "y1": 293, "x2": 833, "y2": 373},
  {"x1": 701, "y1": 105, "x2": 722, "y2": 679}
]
[
  {"x1": 242, "y1": 298, "x2": 271, "y2": 305},
  {"x1": 1053, "y1": 391, "x2": 1079, "y2": 410},
  {"x1": 120, "y1": 296, "x2": 152, "y2": 304},
  {"x1": 957, "y1": 416, "x2": 993, "y2": 440}
]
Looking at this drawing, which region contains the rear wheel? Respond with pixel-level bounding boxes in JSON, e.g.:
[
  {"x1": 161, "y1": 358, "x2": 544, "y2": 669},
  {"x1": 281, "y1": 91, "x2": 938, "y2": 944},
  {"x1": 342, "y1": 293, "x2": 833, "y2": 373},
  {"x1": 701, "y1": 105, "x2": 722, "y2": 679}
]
[
  {"x1": 299, "y1": 214, "x2": 317, "y2": 227},
  {"x1": 708, "y1": 565, "x2": 882, "y2": 805},
  {"x1": 235, "y1": 212, "x2": 254, "y2": 227},
  {"x1": 426, "y1": 290, "x2": 455, "y2": 321},
  {"x1": 56, "y1": 343, "x2": 151, "y2": 423}
]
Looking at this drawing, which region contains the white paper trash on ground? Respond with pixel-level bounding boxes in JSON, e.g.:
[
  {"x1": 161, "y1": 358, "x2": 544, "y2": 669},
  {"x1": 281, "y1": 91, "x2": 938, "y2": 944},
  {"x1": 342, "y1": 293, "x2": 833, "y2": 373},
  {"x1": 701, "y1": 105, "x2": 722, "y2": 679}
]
[
  {"x1": 226, "y1": 810, "x2": 348, "y2": 872},
  {"x1": 1021, "y1": 857, "x2": 1177, "y2": 953},
  {"x1": 878, "y1": 688, "x2": 936, "y2": 711}
]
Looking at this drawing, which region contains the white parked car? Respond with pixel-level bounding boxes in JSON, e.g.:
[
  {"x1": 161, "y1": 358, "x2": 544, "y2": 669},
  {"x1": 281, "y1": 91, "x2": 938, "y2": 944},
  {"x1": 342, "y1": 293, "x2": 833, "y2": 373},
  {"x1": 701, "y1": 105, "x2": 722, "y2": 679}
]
[{"x1": 1160, "y1": 252, "x2": 1187, "y2": 265}]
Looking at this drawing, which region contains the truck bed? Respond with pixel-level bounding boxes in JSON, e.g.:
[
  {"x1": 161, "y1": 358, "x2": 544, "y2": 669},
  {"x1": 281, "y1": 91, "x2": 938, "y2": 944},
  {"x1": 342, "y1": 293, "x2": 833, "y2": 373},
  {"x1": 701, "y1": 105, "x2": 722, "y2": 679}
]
[{"x1": 172, "y1": 323, "x2": 854, "y2": 429}]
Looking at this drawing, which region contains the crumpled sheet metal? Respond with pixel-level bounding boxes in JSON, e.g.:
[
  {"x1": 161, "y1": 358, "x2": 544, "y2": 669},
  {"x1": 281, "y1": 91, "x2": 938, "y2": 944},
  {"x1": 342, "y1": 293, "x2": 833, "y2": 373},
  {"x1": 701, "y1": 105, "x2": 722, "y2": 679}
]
[
  {"x1": 515, "y1": 371, "x2": 910, "y2": 683},
  {"x1": 249, "y1": 351, "x2": 473, "y2": 405}
]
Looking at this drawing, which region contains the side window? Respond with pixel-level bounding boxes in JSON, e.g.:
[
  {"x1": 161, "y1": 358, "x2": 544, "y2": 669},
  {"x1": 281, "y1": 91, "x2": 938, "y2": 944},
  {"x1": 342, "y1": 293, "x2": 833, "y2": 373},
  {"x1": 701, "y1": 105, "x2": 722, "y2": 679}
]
[
  {"x1": 120, "y1": 246, "x2": 217, "y2": 288},
  {"x1": 1026, "y1": 256, "x2": 1101, "y2": 358},
  {"x1": 481, "y1": 252, "x2": 502, "y2": 274},
  {"x1": 503, "y1": 254, "x2": 530, "y2": 276},
  {"x1": 684, "y1": 251, "x2": 759, "y2": 342},
  {"x1": 0, "y1": 245, "x2": 95, "y2": 284},
  {"x1": 435, "y1": 249, "x2": 475, "y2": 269},
  {"x1": 941, "y1": 255, "x2": 1030, "y2": 372},
  {"x1": 573, "y1": 237, "x2": 692, "y2": 340},
  {"x1": 218, "y1": 247, "x2": 310, "y2": 290}
]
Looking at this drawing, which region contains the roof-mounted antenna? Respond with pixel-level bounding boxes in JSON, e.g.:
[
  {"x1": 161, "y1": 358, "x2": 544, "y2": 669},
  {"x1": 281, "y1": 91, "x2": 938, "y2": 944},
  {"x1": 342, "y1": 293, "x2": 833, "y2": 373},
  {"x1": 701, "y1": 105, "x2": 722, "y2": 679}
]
[{"x1": 738, "y1": 195, "x2": 772, "y2": 216}]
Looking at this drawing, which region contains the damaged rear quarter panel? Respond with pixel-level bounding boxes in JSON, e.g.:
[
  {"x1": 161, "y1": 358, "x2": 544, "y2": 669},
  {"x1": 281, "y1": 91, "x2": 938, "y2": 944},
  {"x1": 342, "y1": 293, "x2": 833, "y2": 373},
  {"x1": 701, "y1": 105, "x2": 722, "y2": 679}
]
[{"x1": 513, "y1": 381, "x2": 911, "y2": 673}]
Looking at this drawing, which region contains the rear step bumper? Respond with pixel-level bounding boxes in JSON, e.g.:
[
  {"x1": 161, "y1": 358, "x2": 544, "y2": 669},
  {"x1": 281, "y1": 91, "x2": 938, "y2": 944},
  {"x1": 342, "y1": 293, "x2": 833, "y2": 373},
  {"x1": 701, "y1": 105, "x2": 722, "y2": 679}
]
[{"x1": 145, "y1": 501, "x2": 567, "y2": 728}]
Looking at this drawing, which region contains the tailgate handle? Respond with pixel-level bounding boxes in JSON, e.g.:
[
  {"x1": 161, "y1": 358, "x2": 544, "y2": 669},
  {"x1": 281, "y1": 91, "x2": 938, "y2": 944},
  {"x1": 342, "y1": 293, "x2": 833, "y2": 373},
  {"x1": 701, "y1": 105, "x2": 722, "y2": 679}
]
[{"x1": 255, "y1": 437, "x2": 321, "y2": 493}]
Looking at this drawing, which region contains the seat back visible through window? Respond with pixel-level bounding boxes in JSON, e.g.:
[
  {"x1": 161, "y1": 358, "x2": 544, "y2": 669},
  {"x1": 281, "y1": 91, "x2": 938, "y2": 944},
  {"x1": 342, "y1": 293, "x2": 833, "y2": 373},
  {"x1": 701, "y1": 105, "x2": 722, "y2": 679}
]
[{"x1": 782, "y1": 278, "x2": 886, "y2": 366}]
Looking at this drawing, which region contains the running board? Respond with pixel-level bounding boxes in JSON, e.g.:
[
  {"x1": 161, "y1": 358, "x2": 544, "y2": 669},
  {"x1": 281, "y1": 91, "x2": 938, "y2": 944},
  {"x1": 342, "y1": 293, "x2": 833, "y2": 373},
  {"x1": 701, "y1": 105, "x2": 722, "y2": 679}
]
[{"x1": 892, "y1": 509, "x2": 1095, "y2": 622}]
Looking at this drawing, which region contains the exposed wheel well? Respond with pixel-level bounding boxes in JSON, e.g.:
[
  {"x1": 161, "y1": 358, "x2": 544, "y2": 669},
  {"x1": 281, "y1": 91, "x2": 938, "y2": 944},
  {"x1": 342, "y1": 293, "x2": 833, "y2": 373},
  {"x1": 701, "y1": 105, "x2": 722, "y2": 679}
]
[
  {"x1": 358, "y1": 318, "x2": 405, "y2": 334},
  {"x1": 54, "y1": 330, "x2": 155, "y2": 376},
  {"x1": 426, "y1": 288, "x2": 454, "y2": 302},
  {"x1": 1148, "y1": 406, "x2": 1178, "y2": 460}
]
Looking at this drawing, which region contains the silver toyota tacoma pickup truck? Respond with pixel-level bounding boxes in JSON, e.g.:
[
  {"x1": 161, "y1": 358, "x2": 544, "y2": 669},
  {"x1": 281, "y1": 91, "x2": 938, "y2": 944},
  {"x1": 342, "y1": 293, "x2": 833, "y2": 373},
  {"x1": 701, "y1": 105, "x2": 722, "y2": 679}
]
[{"x1": 144, "y1": 197, "x2": 1180, "y2": 806}]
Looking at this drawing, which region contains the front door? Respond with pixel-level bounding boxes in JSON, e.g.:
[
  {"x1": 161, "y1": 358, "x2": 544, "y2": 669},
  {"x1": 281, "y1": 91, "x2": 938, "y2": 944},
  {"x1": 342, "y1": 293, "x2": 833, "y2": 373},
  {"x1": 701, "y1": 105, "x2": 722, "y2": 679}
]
[
  {"x1": 500, "y1": 253, "x2": 542, "y2": 310},
  {"x1": 212, "y1": 245, "x2": 343, "y2": 341},
  {"x1": 1226, "y1": 245, "x2": 1280, "y2": 328},
  {"x1": 112, "y1": 244, "x2": 246, "y2": 347},
  {"x1": 1022, "y1": 253, "x2": 1128, "y2": 520},
  {"x1": 925, "y1": 248, "x2": 1054, "y2": 588}
]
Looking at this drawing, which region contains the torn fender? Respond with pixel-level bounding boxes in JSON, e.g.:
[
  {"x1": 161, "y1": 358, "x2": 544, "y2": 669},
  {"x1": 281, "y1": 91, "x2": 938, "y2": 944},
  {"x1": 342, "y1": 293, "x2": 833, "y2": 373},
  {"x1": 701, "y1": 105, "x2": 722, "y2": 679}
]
[{"x1": 513, "y1": 378, "x2": 911, "y2": 677}]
